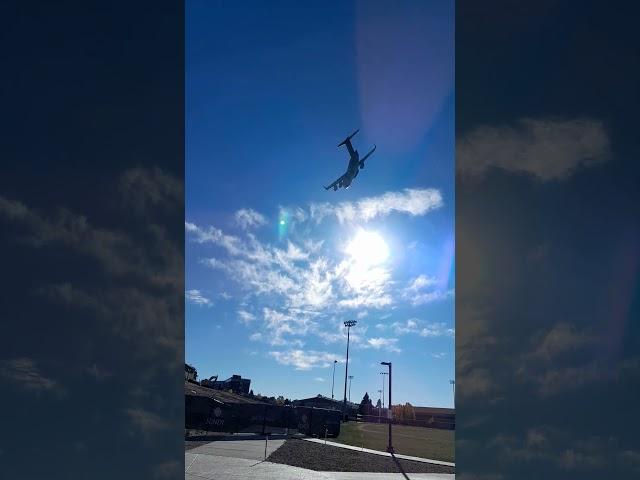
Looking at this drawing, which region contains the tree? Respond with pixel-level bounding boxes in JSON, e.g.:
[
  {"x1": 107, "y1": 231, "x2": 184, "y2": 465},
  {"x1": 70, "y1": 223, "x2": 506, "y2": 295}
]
[
  {"x1": 359, "y1": 392, "x2": 374, "y2": 415},
  {"x1": 392, "y1": 402, "x2": 416, "y2": 421},
  {"x1": 376, "y1": 398, "x2": 382, "y2": 409},
  {"x1": 276, "y1": 395, "x2": 285, "y2": 405},
  {"x1": 249, "y1": 389, "x2": 254, "y2": 396}
]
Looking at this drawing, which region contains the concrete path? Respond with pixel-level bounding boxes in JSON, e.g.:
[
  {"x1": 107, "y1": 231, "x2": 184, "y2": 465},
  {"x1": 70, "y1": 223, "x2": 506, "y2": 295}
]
[
  {"x1": 187, "y1": 434, "x2": 286, "y2": 460},
  {"x1": 302, "y1": 437, "x2": 455, "y2": 468},
  {"x1": 184, "y1": 435, "x2": 454, "y2": 479}
]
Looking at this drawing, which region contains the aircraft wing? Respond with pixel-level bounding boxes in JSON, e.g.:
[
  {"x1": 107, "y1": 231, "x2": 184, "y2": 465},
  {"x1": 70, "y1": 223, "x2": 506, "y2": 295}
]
[{"x1": 324, "y1": 173, "x2": 348, "y2": 191}]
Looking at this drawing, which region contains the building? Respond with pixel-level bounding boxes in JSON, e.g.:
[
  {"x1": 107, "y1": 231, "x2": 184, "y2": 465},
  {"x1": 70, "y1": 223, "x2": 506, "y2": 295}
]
[
  {"x1": 185, "y1": 363, "x2": 197, "y2": 382},
  {"x1": 293, "y1": 394, "x2": 358, "y2": 413},
  {"x1": 201, "y1": 374, "x2": 251, "y2": 395}
]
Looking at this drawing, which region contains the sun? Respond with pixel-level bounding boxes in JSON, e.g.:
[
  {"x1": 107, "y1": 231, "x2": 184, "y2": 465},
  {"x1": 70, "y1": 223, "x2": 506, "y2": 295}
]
[{"x1": 346, "y1": 230, "x2": 390, "y2": 267}]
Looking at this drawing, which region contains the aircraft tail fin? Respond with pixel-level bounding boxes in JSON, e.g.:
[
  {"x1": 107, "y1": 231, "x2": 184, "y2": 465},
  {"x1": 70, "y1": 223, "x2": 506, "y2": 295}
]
[{"x1": 338, "y1": 129, "x2": 359, "y2": 147}]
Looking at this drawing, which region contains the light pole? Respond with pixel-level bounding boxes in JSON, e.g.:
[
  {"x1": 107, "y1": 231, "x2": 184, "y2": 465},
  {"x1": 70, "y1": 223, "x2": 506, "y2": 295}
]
[
  {"x1": 379, "y1": 371, "x2": 388, "y2": 408},
  {"x1": 381, "y1": 361, "x2": 393, "y2": 454},
  {"x1": 343, "y1": 320, "x2": 357, "y2": 416},
  {"x1": 348, "y1": 375, "x2": 354, "y2": 402},
  {"x1": 450, "y1": 379, "x2": 455, "y2": 407},
  {"x1": 331, "y1": 360, "x2": 337, "y2": 399}
]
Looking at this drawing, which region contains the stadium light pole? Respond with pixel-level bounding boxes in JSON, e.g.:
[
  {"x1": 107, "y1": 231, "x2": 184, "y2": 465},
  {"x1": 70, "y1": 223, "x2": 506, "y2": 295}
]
[
  {"x1": 450, "y1": 379, "x2": 455, "y2": 408},
  {"x1": 381, "y1": 361, "x2": 393, "y2": 454},
  {"x1": 331, "y1": 360, "x2": 337, "y2": 399},
  {"x1": 379, "y1": 371, "x2": 388, "y2": 408},
  {"x1": 342, "y1": 320, "x2": 357, "y2": 416},
  {"x1": 348, "y1": 375, "x2": 354, "y2": 403}
]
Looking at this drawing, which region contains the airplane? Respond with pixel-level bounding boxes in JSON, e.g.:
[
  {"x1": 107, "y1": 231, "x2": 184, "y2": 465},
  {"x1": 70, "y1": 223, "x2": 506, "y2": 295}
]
[{"x1": 324, "y1": 129, "x2": 376, "y2": 191}]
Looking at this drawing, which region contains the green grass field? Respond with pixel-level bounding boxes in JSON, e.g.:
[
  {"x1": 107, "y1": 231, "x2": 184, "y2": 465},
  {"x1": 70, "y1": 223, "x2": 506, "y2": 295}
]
[{"x1": 333, "y1": 422, "x2": 454, "y2": 462}]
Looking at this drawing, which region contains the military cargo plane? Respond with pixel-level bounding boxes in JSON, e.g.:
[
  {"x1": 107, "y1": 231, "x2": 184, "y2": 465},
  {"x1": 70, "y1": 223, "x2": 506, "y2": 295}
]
[{"x1": 324, "y1": 129, "x2": 376, "y2": 191}]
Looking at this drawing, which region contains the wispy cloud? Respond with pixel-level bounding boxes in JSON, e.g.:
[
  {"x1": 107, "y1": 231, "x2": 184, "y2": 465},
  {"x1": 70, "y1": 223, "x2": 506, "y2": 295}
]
[
  {"x1": 185, "y1": 289, "x2": 212, "y2": 306},
  {"x1": 0, "y1": 357, "x2": 64, "y2": 396},
  {"x1": 314, "y1": 377, "x2": 325, "y2": 382},
  {"x1": 403, "y1": 274, "x2": 454, "y2": 306},
  {"x1": 309, "y1": 188, "x2": 443, "y2": 224},
  {"x1": 365, "y1": 337, "x2": 401, "y2": 353},
  {"x1": 457, "y1": 117, "x2": 610, "y2": 181},
  {"x1": 379, "y1": 318, "x2": 455, "y2": 338},
  {"x1": 420, "y1": 322, "x2": 455, "y2": 337},
  {"x1": 186, "y1": 187, "x2": 452, "y2": 371},
  {"x1": 124, "y1": 407, "x2": 169, "y2": 434},
  {"x1": 268, "y1": 350, "x2": 338, "y2": 370},
  {"x1": 235, "y1": 208, "x2": 267, "y2": 229},
  {"x1": 238, "y1": 310, "x2": 256, "y2": 324}
]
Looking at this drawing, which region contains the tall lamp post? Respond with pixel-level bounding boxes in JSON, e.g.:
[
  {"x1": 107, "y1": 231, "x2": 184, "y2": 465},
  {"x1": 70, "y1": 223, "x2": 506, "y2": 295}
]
[
  {"x1": 380, "y1": 361, "x2": 393, "y2": 453},
  {"x1": 348, "y1": 375, "x2": 354, "y2": 403},
  {"x1": 342, "y1": 320, "x2": 357, "y2": 416},
  {"x1": 331, "y1": 360, "x2": 338, "y2": 399},
  {"x1": 450, "y1": 379, "x2": 455, "y2": 407},
  {"x1": 379, "y1": 371, "x2": 388, "y2": 408}
]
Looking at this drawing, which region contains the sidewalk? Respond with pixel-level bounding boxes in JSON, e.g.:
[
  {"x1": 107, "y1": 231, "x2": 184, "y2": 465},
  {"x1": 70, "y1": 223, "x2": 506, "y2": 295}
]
[
  {"x1": 302, "y1": 437, "x2": 455, "y2": 467},
  {"x1": 184, "y1": 435, "x2": 455, "y2": 480}
]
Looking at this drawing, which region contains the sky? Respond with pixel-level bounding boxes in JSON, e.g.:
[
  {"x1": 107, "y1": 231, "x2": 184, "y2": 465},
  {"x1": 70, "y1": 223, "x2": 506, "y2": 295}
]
[{"x1": 186, "y1": 0, "x2": 455, "y2": 407}]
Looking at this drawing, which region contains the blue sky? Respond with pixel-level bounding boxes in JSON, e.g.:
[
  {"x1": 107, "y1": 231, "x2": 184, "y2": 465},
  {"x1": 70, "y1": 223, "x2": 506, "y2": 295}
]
[{"x1": 186, "y1": 0, "x2": 454, "y2": 407}]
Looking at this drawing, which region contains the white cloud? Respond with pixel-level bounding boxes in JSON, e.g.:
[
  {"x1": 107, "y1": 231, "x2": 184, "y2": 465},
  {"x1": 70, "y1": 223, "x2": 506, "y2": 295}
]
[
  {"x1": 235, "y1": 208, "x2": 267, "y2": 229},
  {"x1": 392, "y1": 319, "x2": 420, "y2": 335},
  {"x1": 431, "y1": 352, "x2": 446, "y2": 359},
  {"x1": 309, "y1": 188, "x2": 443, "y2": 224},
  {"x1": 124, "y1": 407, "x2": 169, "y2": 434},
  {"x1": 314, "y1": 377, "x2": 325, "y2": 382},
  {"x1": 185, "y1": 289, "x2": 212, "y2": 306},
  {"x1": 402, "y1": 274, "x2": 454, "y2": 306},
  {"x1": 268, "y1": 350, "x2": 338, "y2": 370},
  {"x1": 185, "y1": 221, "x2": 244, "y2": 255},
  {"x1": 249, "y1": 332, "x2": 262, "y2": 341},
  {"x1": 187, "y1": 204, "x2": 452, "y2": 365},
  {"x1": 0, "y1": 357, "x2": 64, "y2": 396},
  {"x1": 412, "y1": 289, "x2": 455, "y2": 306},
  {"x1": 366, "y1": 337, "x2": 401, "y2": 353},
  {"x1": 238, "y1": 310, "x2": 256, "y2": 324},
  {"x1": 457, "y1": 117, "x2": 610, "y2": 181},
  {"x1": 420, "y1": 322, "x2": 455, "y2": 337},
  {"x1": 407, "y1": 275, "x2": 438, "y2": 292}
]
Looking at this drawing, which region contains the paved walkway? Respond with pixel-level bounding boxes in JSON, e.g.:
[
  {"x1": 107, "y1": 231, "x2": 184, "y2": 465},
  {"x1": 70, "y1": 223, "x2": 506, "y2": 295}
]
[
  {"x1": 184, "y1": 435, "x2": 454, "y2": 480},
  {"x1": 302, "y1": 437, "x2": 455, "y2": 467}
]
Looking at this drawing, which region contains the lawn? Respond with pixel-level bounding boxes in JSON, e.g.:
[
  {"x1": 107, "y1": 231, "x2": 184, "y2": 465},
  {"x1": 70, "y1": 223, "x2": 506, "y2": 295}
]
[{"x1": 333, "y1": 422, "x2": 455, "y2": 462}]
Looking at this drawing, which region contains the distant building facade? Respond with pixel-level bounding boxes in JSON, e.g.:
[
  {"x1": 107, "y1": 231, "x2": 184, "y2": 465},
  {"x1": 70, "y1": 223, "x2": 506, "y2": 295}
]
[
  {"x1": 201, "y1": 374, "x2": 250, "y2": 395},
  {"x1": 185, "y1": 364, "x2": 197, "y2": 382}
]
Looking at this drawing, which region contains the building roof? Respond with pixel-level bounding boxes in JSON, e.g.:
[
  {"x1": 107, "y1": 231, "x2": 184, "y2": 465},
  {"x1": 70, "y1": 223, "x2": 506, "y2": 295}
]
[{"x1": 184, "y1": 381, "x2": 264, "y2": 405}]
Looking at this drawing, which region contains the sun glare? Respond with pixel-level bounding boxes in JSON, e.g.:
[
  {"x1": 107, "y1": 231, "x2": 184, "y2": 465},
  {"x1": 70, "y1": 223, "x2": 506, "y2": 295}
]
[{"x1": 346, "y1": 230, "x2": 390, "y2": 266}]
